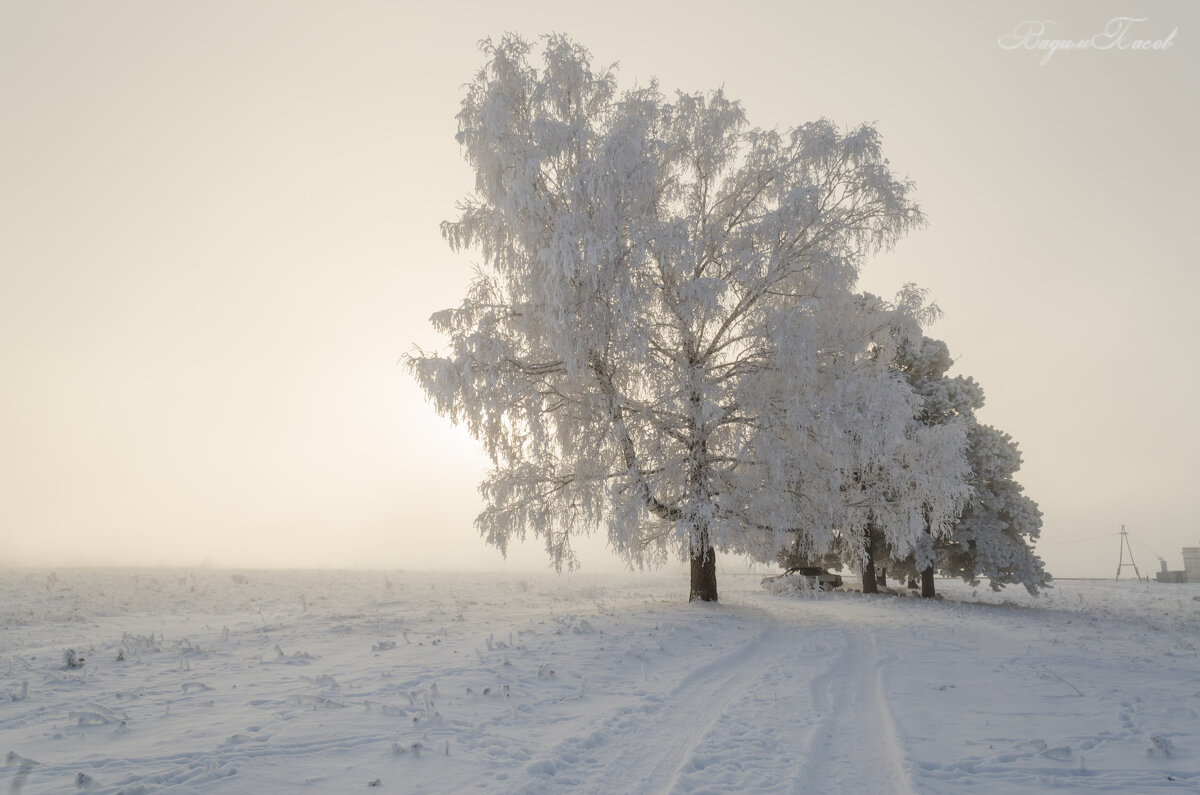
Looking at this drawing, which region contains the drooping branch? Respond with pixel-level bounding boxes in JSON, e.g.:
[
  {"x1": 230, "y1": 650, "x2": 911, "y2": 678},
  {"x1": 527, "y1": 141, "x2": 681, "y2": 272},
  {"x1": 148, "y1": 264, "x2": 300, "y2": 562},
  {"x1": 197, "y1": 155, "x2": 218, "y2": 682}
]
[{"x1": 589, "y1": 354, "x2": 681, "y2": 523}]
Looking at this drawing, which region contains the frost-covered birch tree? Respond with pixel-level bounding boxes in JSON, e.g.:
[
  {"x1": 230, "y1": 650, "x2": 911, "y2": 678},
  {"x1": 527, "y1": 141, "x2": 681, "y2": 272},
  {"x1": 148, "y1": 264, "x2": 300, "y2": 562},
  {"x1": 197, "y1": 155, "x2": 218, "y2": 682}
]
[{"x1": 407, "y1": 34, "x2": 934, "y2": 601}]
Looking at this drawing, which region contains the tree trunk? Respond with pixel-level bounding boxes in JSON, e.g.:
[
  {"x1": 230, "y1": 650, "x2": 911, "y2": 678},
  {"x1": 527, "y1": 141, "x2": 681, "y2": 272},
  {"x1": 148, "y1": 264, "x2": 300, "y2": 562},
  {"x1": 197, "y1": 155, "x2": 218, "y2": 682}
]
[
  {"x1": 878, "y1": 567, "x2": 888, "y2": 588},
  {"x1": 920, "y1": 509, "x2": 936, "y2": 598},
  {"x1": 685, "y1": 401, "x2": 717, "y2": 602},
  {"x1": 861, "y1": 524, "x2": 878, "y2": 594},
  {"x1": 689, "y1": 544, "x2": 718, "y2": 602},
  {"x1": 921, "y1": 566, "x2": 936, "y2": 598}
]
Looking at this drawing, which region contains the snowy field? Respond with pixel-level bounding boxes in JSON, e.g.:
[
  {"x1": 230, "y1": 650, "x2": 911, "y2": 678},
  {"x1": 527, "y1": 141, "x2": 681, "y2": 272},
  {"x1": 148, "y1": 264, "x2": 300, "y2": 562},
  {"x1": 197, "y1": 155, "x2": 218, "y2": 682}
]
[{"x1": 2, "y1": 569, "x2": 1199, "y2": 793}]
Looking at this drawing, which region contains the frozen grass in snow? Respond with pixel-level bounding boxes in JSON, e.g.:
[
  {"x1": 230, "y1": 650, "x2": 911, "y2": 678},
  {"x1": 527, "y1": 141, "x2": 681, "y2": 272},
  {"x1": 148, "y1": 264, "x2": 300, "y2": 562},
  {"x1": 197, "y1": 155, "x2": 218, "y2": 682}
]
[{"x1": 1, "y1": 569, "x2": 1198, "y2": 793}]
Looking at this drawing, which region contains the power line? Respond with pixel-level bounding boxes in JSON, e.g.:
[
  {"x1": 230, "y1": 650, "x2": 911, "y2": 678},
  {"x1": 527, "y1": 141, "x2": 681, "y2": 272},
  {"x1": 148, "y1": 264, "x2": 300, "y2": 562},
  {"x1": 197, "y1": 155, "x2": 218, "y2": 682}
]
[
  {"x1": 1046, "y1": 528, "x2": 1121, "y2": 542},
  {"x1": 1132, "y1": 534, "x2": 1165, "y2": 561},
  {"x1": 1040, "y1": 532, "x2": 1118, "y2": 547}
]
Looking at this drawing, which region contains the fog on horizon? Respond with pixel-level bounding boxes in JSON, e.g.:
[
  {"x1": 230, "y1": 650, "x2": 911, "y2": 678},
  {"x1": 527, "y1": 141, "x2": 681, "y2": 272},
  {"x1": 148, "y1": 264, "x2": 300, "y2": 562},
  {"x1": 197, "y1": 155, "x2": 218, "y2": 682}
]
[{"x1": 2, "y1": 1, "x2": 1197, "y2": 580}]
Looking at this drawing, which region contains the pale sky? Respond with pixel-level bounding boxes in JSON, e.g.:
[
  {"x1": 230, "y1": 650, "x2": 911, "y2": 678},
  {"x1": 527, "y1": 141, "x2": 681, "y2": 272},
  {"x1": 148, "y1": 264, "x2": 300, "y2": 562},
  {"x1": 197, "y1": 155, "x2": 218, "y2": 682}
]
[{"x1": 2, "y1": 1, "x2": 1196, "y2": 579}]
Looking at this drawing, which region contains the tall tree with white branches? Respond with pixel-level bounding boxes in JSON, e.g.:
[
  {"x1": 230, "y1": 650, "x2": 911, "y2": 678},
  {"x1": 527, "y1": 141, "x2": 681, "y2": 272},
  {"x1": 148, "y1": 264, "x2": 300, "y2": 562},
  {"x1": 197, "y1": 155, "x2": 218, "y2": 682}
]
[{"x1": 408, "y1": 34, "x2": 960, "y2": 601}]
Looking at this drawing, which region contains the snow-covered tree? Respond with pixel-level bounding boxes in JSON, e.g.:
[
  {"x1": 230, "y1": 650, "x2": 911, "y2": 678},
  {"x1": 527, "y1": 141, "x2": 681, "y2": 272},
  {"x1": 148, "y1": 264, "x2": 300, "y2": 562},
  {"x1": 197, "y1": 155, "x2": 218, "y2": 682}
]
[
  {"x1": 881, "y1": 335, "x2": 1048, "y2": 595},
  {"x1": 941, "y1": 423, "x2": 1049, "y2": 594},
  {"x1": 782, "y1": 313, "x2": 972, "y2": 594},
  {"x1": 407, "y1": 34, "x2": 936, "y2": 601},
  {"x1": 881, "y1": 335, "x2": 985, "y2": 595}
]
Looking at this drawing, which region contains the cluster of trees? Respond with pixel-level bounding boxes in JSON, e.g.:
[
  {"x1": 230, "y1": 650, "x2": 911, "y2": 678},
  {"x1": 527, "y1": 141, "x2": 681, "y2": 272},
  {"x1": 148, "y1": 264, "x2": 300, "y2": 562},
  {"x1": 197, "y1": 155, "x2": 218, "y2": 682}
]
[
  {"x1": 408, "y1": 35, "x2": 1048, "y2": 602},
  {"x1": 780, "y1": 334, "x2": 1047, "y2": 597}
]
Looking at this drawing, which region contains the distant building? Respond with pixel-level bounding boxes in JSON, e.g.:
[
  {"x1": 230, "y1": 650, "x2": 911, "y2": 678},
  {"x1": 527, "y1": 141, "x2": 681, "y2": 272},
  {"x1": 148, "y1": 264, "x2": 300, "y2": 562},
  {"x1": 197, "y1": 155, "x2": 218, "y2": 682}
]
[
  {"x1": 1156, "y1": 561, "x2": 1187, "y2": 583},
  {"x1": 1157, "y1": 547, "x2": 1200, "y2": 583},
  {"x1": 1184, "y1": 548, "x2": 1200, "y2": 582}
]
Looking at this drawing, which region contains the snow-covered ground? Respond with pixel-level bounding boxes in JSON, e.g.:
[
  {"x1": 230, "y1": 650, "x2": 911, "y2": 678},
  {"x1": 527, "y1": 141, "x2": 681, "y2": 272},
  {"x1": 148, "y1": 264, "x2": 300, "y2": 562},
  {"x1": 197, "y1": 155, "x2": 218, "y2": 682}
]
[{"x1": 2, "y1": 569, "x2": 1198, "y2": 793}]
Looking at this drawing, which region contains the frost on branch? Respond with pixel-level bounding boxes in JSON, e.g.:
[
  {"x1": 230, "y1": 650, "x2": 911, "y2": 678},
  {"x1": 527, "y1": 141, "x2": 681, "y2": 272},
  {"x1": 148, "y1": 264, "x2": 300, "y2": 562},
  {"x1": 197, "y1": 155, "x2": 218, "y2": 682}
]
[
  {"x1": 406, "y1": 34, "x2": 938, "y2": 601},
  {"x1": 783, "y1": 301, "x2": 972, "y2": 587},
  {"x1": 870, "y1": 335, "x2": 1049, "y2": 595},
  {"x1": 942, "y1": 423, "x2": 1049, "y2": 594}
]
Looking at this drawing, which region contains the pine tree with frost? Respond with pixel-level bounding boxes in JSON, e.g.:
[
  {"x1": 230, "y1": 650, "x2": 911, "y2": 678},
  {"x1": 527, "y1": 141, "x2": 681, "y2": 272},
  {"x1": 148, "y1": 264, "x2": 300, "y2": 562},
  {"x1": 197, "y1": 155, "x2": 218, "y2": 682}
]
[
  {"x1": 941, "y1": 423, "x2": 1049, "y2": 593},
  {"x1": 407, "y1": 34, "x2": 933, "y2": 601},
  {"x1": 883, "y1": 334, "x2": 984, "y2": 595},
  {"x1": 880, "y1": 335, "x2": 1048, "y2": 595}
]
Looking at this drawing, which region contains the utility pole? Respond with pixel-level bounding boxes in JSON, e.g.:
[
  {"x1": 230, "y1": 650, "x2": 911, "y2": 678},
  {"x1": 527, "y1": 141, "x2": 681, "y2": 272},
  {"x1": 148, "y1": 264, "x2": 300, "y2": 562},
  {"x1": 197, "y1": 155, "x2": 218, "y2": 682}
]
[{"x1": 1115, "y1": 524, "x2": 1142, "y2": 582}]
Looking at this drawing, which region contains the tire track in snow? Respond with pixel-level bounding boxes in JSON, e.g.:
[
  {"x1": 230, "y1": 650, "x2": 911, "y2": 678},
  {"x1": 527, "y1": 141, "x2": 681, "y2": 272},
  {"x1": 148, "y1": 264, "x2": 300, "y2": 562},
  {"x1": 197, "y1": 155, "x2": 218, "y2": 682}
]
[
  {"x1": 794, "y1": 625, "x2": 914, "y2": 795},
  {"x1": 512, "y1": 608, "x2": 792, "y2": 794},
  {"x1": 511, "y1": 603, "x2": 919, "y2": 795}
]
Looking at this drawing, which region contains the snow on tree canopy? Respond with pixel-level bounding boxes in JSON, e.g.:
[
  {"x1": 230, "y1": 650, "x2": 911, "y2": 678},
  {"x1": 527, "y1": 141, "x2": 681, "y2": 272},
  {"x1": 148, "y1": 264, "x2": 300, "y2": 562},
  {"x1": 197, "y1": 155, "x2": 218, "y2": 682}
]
[
  {"x1": 863, "y1": 334, "x2": 1049, "y2": 595},
  {"x1": 407, "y1": 34, "x2": 967, "y2": 601},
  {"x1": 943, "y1": 423, "x2": 1049, "y2": 594}
]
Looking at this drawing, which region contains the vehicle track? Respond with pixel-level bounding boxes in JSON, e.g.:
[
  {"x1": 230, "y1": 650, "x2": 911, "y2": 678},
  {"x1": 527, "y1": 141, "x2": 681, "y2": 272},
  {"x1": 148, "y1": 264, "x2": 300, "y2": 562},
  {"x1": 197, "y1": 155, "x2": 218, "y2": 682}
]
[
  {"x1": 793, "y1": 623, "x2": 913, "y2": 794},
  {"x1": 508, "y1": 603, "x2": 915, "y2": 794},
  {"x1": 504, "y1": 607, "x2": 788, "y2": 793}
]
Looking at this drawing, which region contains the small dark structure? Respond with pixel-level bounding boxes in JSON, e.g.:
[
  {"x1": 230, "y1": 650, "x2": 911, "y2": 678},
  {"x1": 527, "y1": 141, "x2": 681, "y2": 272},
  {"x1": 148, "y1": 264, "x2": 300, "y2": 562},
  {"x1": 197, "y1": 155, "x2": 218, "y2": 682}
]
[
  {"x1": 1156, "y1": 560, "x2": 1187, "y2": 583},
  {"x1": 1155, "y1": 547, "x2": 1198, "y2": 583}
]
